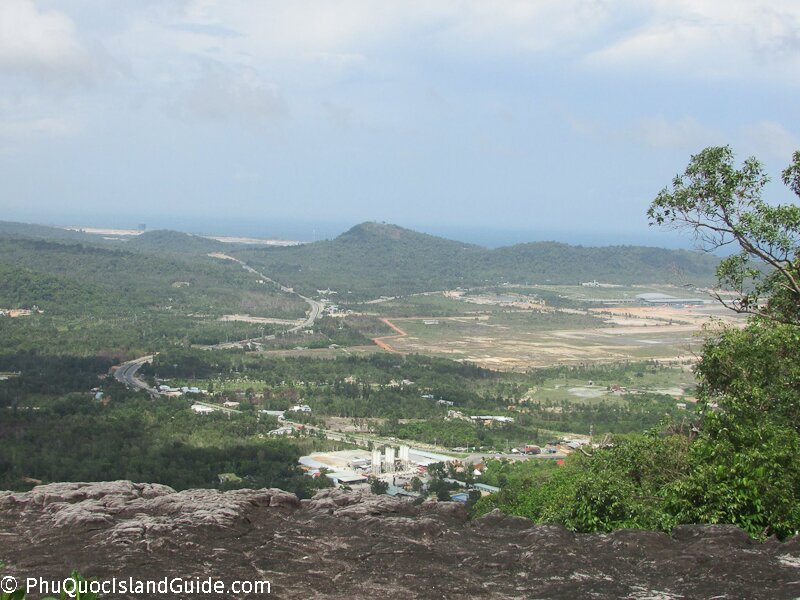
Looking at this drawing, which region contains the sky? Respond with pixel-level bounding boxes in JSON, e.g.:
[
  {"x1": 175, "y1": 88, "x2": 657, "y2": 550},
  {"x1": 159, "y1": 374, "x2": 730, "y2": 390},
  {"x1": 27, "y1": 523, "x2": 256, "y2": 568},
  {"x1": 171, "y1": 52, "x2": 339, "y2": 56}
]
[{"x1": 0, "y1": 0, "x2": 799, "y2": 247}]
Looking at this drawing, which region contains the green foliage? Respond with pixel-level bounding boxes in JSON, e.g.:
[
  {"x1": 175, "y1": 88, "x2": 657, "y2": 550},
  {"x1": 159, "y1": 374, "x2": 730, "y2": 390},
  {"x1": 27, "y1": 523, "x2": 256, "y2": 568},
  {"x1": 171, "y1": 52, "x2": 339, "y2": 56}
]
[
  {"x1": 664, "y1": 320, "x2": 800, "y2": 538},
  {"x1": 369, "y1": 477, "x2": 388, "y2": 495},
  {"x1": 474, "y1": 434, "x2": 690, "y2": 533},
  {"x1": 0, "y1": 389, "x2": 333, "y2": 498},
  {"x1": 126, "y1": 230, "x2": 226, "y2": 254},
  {"x1": 695, "y1": 321, "x2": 800, "y2": 424},
  {"x1": 0, "y1": 234, "x2": 305, "y2": 355},
  {"x1": 144, "y1": 351, "x2": 686, "y2": 442},
  {"x1": 646, "y1": 146, "x2": 800, "y2": 538},
  {"x1": 649, "y1": 146, "x2": 800, "y2": 324},
  {"x1": 665, "y1": 413, "x2": 800, "y2": 539}
]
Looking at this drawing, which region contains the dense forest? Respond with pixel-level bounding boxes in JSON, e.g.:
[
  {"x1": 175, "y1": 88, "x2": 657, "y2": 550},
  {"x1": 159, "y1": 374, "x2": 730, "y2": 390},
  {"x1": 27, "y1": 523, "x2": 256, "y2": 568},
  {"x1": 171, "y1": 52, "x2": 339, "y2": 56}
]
[
  {"x1": 0, "y1": 371, "x2": 337, "y2": 497},
  {"x1": 0, "y1": 232, "x2": 306, "y2": 355}
]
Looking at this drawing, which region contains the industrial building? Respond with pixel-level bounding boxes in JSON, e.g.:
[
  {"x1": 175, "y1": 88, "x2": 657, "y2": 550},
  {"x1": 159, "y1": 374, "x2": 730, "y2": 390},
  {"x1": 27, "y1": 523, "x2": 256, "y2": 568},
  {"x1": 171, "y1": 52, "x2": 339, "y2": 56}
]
[
  {"x1": 636, "y1": 293, "x2": 706, "y2": 306},
  {"x1": 299, "y1": 447, "x2": 455, "y2": 486}
]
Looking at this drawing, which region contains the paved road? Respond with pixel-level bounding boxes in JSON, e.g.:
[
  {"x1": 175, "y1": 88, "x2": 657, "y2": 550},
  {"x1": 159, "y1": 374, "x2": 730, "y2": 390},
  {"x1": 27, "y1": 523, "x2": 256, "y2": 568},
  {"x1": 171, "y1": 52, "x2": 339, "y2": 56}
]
[
  {"x1": 116, "y1": 254, "x2": 326, "y2": 392},
  {"x1": 208, "y1": 254, "x2": 325, "y2": 349},
  {"x1": 113, "y1": 355, "x2": 157, "y2": 397},
  {"x1": 464, "y1": 451, "x2": 567, "y2": 463}
]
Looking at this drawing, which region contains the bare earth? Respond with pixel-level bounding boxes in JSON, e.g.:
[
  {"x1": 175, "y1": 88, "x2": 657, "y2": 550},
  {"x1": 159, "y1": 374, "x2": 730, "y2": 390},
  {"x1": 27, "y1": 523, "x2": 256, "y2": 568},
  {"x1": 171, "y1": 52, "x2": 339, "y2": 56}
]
[
  {"x1": 380, "y1": 305, "x2": 744, "y2": 371},
  {"x1": 219, "y1": 314, "x2": 302, "y2": 325}
]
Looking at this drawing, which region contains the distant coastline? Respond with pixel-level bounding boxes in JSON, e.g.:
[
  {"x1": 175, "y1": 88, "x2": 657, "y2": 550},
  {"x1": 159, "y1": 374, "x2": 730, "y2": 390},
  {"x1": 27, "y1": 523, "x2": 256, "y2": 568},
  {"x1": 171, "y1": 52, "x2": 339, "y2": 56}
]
[{"x1": 43, "y1": 218, "x2": 697, "y2": 251}]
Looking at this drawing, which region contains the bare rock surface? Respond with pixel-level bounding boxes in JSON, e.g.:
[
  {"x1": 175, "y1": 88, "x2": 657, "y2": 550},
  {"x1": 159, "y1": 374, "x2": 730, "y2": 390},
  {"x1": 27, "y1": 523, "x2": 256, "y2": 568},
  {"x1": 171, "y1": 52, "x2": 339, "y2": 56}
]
[{"x1": 1, "y1": 481, "x2": 799, "y2": 599}]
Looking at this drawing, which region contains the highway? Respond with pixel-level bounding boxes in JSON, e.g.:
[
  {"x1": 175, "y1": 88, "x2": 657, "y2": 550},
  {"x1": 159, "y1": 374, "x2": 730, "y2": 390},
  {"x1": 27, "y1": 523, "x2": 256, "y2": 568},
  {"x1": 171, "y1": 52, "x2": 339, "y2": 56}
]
[
  {"x1": 207, "y1": 253, "x2": 325, "y2": 349},
  {"x1": 113, "y1": 355, "x2": 157, "y2": 397},
  {"x1": 116, "y1": 254, "x2": 325, "y2": 392}
]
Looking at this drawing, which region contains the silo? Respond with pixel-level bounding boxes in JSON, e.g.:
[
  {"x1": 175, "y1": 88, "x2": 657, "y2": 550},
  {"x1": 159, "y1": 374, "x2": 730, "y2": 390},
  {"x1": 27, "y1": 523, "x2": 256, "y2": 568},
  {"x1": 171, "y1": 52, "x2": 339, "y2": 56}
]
[
  {"x1": 384, "y1": 446, "x2": 396, "y2": 473},
  {"x1": 372, "y1": 449, "x2": 382, "y2": 475},
  {"x1": 399, "y1": 445, "x2": 410, "y2": 468}
]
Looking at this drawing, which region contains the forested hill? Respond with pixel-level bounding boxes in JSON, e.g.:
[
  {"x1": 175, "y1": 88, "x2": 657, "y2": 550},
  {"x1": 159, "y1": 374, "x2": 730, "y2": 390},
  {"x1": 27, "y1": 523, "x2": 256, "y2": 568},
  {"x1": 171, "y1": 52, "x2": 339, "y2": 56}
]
[
  {"x1": 236, "y1": 222, "x2": 486, "y2": 297},
  {"x1": 486, "y1": 242, "x2": 717, "y2": 284},
  {"x1": 0, "y1": 219, "x2": 720, "y2": 300},
  {"x1": 235, "y1": 222, "x2": 720, "y2": 299}
]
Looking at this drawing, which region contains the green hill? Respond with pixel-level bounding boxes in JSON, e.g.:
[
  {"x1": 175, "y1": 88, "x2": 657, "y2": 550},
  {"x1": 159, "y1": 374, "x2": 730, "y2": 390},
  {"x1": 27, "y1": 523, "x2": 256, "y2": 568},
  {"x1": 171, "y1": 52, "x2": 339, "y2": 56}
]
[
  {"x1": 236, "y1": 223, "x2": 485, "y2": 298},
  {"x1": 485, "y1": 242, "x2": 718, "y2": 284},
  {"x1": 235, "y1": 222, "x2": 719, "y2": 299},
  {"x1": 0, "y1": 234, "x2": 306, "y2": 354}
]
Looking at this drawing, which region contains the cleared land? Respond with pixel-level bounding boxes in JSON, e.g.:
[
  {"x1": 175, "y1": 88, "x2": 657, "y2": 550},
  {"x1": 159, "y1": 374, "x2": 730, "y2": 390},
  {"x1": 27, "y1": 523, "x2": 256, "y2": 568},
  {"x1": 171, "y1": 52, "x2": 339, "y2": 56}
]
[{"x1": 367, "y1": 286, "x2": 743, "y2": 371}]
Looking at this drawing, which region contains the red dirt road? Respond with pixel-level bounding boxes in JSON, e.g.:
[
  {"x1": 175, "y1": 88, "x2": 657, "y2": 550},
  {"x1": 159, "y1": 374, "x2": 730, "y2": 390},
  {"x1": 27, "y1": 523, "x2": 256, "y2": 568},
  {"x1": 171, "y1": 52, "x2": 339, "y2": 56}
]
[{"x1": 373, "y1": 318, "x2": 408, "y2": 353}]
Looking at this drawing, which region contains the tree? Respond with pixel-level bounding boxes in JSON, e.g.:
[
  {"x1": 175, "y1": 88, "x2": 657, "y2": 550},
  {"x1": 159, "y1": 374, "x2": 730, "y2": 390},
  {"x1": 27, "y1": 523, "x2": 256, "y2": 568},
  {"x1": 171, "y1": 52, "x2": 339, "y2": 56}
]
[
  {"x1": 650, "y1": 146, "x2": 800, "y2": 538},
  {"x1": 369, "y1": 477, "x2": 388, "y2": 495},
  {"x1": 648, "y1": 146, "x2": 800, "y2": 324},
  {"x1": 470, "y1": 147, "x2": 800, "y2": 539}
]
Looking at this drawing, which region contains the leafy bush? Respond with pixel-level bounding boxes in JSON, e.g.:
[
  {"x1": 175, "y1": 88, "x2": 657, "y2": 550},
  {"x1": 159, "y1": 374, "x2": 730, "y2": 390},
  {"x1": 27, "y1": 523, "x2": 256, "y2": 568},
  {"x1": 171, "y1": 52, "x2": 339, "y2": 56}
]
[{"x1": 474, "y1": 433, "x2": 690, "y2": 533}]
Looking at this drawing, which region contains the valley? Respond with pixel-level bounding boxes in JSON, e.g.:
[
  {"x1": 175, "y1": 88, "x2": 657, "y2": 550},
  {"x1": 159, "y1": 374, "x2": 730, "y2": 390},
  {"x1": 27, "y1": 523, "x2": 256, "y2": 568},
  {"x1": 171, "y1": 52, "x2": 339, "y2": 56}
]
[{"x1": 0, "y1": 219, "x2": 732, "y2": 505}]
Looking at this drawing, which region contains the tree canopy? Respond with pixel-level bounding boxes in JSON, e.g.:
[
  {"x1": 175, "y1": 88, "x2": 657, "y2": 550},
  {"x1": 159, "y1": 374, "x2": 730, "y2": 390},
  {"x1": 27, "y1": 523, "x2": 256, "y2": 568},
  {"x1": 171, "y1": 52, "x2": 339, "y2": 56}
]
[{"x1": 648, "y1": 146, "x2": 800, "y2": 323}]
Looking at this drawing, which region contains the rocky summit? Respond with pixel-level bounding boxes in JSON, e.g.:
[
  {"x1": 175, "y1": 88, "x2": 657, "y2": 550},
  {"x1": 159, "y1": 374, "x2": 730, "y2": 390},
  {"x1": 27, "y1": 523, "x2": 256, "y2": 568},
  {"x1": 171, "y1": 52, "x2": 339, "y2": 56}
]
[{"x1": 1, "y1": 482, "x2": 799, "y2": 599}]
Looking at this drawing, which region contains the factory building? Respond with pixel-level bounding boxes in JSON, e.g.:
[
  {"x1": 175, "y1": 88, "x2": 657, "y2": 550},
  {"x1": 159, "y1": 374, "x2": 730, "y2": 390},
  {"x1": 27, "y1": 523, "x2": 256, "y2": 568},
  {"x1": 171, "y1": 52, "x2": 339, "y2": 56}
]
[{"x1": 636, "y1": 293, "x2": 706, "y2": 306}]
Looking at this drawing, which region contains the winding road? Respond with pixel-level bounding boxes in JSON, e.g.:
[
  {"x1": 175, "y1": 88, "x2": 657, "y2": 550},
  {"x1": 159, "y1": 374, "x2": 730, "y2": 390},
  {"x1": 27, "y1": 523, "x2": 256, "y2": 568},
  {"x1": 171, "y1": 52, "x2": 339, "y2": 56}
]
[
  {"x1": 113, "y1": 354, "x2": 157, "y2": 397},
  {"x1": 207, "y1": 253, "x2": 324, "y2": 349},
  {"x1": 114, "y1": 254, "x2": 325, "y2": 393}
]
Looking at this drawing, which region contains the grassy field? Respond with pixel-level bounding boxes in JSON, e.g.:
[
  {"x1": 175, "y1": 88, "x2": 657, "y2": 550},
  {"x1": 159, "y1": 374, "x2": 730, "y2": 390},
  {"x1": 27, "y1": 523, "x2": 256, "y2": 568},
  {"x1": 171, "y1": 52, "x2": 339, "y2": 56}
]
[{"x1": 521, "y1": 367, "x2": 698, "y2": 406}]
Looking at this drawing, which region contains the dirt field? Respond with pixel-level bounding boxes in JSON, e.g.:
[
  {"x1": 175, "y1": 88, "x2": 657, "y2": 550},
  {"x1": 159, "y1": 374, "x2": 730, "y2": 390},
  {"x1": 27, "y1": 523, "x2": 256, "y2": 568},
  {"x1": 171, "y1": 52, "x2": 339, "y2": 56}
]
[
  {"x1": 219, "y1": 314, "x2": 302, "y2": 325},
  {"x1": 377, "y1": 304, "x2": 743, "y2": 371}
]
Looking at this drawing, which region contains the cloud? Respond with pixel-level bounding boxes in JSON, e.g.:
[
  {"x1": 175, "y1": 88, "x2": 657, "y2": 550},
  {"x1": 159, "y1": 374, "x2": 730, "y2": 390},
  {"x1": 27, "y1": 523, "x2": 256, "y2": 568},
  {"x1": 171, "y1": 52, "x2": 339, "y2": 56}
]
[
  {"x1": 109, "y1": 1, "x2": 800, "y2": 96},
  {"x1": 0, "y1": 115, "x2": 79, "y2": 148},
  {"x1": 742, "y1": 121, "x2": 799, "y2": 163},
  {"x1": 166, "y1": 22, "x2": 243, "y2": 38},
  {"x1": 322, "y1": 101, "x2": 353, "y2": 129},
  {"x1": 0, "y1": 0, "x2": 96, "y2": 84},
  {"x1": 176, "y1": 62, "x2": 288, "y2": 123},
  {"x1": 630, "y1": 116, "x2": 722, "y2": 150},
  {"x1": 585, "y1": 1, "x2": 800, "y2": 81},
  {"x1": 564, "y1": 111, "x2": 723, "y2": 151}
]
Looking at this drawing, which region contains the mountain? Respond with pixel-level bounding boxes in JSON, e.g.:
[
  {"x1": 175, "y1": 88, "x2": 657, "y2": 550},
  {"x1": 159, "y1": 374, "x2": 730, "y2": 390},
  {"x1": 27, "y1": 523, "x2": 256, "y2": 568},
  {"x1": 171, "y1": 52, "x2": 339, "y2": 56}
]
[
  {"x1": 485, "y1": 242, "x2": 718, "y2": 284},
  {"x1": 234, "y1": 222, "x2": 485, "y2": 297},
  {"x1": 235, "y1": 221, "x2": 720, "y2": 299},
  {"x1": 0, "y1": 219, "x2": 721, "y2": 301}
]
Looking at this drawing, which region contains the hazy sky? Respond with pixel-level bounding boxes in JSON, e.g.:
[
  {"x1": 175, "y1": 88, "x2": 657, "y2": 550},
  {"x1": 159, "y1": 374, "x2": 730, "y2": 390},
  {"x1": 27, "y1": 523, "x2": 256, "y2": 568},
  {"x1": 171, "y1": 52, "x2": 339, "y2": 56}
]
[{"x1": 1, "y1": 1, "x2": 798, "y2": 245}]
